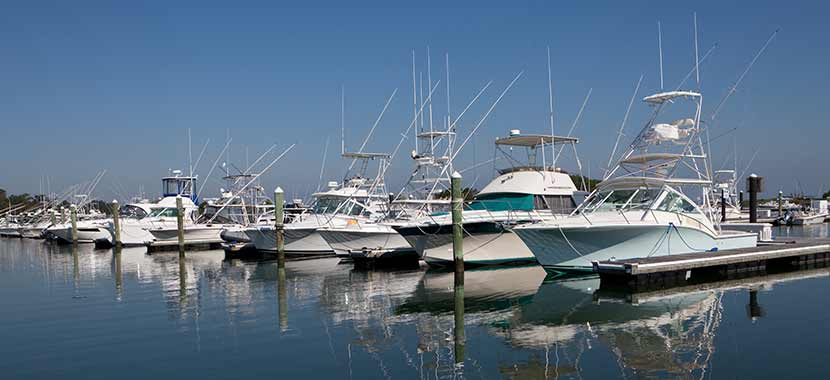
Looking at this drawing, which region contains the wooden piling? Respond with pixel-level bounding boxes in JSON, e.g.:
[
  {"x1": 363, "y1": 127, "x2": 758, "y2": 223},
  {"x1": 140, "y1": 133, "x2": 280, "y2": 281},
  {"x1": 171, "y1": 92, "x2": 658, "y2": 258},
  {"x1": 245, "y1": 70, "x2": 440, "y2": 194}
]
[
  {"x1": 70, "y1": 204, "x2": 78, "y2": 244},
  {"x1": 778, "y1": 190, "x2": 783, "y2": 217},
  {"x1": 50, "y1": 209, "x2": 56, "y2": 225},
  {"x1": 60, "y1": 207, "x2": 66, "y2": 224},
  {"x1": 453, "y1": 281, "x2": 465, "y2": 365},
  {"x1": 274, "y1": 187, "x2": 285, "y2": 268},
  {"x1": 721, "y1": 189, "x2": 726, "y2": 222},
  {"x1": 278, "y1": 266, "x2": 288, "y2": 333},
  {"x1": 451, "y1": 171, "x2": 464, "y2": 281},
  {"x1": 747, "y1": 174, "x2": 763, "y2": 223},
  {"x1": 111, "y1": 199, "x2": 121, "y2": 248},
  {"x1": 175, "y1": 195, "x2": 185, "y2": 253}
]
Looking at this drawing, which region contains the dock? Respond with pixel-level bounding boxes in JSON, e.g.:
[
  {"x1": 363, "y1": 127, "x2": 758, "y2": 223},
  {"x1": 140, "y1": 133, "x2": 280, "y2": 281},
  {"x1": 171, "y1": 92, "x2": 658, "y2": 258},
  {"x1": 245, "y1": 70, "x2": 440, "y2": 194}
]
[{"x1": 593, "y1": 239, "x2": 830, "y2": 290}]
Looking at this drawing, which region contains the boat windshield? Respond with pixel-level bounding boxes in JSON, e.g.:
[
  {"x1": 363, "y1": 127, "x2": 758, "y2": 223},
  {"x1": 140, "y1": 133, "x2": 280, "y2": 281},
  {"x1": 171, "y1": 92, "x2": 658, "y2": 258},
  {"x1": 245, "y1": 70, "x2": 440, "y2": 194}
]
[
  {"x1": 313, "y1": 196, "x2": 370, "y2": 216},
  {"x1": 148, "y1": 207, "x2": 179, "y2": 218},
  {"x1": 119, "y1": 205, "x2": 148, "y2": 220},
  {"x1": 581, "y1": 187, "x2": 662, "y2": 213},
  {"x1": 655, "y1": 190, "x2": 699, "y2": 214}
]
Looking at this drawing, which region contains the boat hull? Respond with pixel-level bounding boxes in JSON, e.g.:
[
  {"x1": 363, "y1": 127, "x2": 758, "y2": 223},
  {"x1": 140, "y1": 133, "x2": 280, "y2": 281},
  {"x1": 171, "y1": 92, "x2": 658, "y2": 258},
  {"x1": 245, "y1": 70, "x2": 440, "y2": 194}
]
[
  {"x1": 246, "y1": 226, "x2": 334, "y2": 256},
  {"x1": 47, "y1": 224, "x2": 109, "y2": 243},
  {"x1": 396, "y1": 222, "x2": 537, "y2": 267},
  {"x1": 515, "y1": 224, "x2": 758, "y2": 272},
  {"x1": 147, "y1": 225, "x2": 224, "y2": 244},
  {"x1": 318, "y1": 227, "x2": 414, "y2": 258}
]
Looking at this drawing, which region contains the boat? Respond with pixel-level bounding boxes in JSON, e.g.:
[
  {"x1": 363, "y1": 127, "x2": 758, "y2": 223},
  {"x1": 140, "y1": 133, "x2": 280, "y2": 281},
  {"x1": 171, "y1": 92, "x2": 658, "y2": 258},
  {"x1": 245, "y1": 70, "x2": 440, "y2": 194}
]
[
  {"x1": 99, "y1": 173, "x2": 200, "y2": 247},
  {"x1": 788, "y1": 200, "x2": 829, "y2": 225},
  {"x1": 246, "y1": 172, "x2": 390, "y2": 257},
  {"x1": 393, "y1": 130, "x2": 588, "y2": 267},
  {"x1": 318, "y1": 128, "x2": 452, "y2": 264},
  {"x1": 513, "y1": 90, "x2": 759, "y2": 273}
]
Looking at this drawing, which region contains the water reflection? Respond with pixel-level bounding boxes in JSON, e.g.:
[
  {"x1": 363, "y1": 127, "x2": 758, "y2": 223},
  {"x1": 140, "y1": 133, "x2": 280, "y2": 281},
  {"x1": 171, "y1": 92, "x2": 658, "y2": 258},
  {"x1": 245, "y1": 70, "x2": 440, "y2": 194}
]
[{"x1": 2, "y1": 230, "x2": 830, "y2": 379}]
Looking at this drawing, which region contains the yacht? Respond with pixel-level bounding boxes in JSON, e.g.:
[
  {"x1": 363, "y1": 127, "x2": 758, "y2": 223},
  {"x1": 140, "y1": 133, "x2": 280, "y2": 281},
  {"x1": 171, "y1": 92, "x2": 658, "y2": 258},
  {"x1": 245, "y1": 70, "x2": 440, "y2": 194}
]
[
  {"x1": 318, "y1": 129, "x2": 452, "y2": 263},
  {"x1": 394, "y1": 130, "x2": 588, "y2": 266},
  {"x1": 246, "y1": 171, "x2": 390, "y2": 257},
  {"x1": 513, "y1": 90, "x2": 759, "y2": 273},
  {"x1": 101, "y1": 173, "x2": 200, "y2": 247}
]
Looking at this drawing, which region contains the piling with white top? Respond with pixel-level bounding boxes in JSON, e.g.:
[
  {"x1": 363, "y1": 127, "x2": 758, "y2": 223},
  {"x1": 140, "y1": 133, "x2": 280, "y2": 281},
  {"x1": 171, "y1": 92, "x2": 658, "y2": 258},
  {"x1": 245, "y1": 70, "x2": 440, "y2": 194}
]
[
  {"x1": 175, "y1": 195, "x2": 185, "y2": 253},
  {"x1": 111, "y1": 200, "x2": 121, "y2": 248},
  {"x1": 451, "y1": 172, "x2": 464, "y2": 280},
  {"x1": 60, "y1": 207, "x2": 66, "y2": 225},
  {"x1": 50, "y1": 209, "x2": 56, "y2": 225},
  {"x1": 70, "y1": 204, "x2": 78, "y2": 244},
  {"x1": 274, "y1": 187, "x2": 285, "y2": 267}
]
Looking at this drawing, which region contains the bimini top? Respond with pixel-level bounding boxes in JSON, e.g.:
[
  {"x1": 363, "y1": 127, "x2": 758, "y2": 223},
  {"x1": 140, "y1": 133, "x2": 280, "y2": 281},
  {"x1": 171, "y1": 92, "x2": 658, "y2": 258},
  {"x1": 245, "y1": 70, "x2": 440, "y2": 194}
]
[
  {"x1": 643, "y1": 91, "x2": 702, "y2": 104},
  {"x1": 341, "y1": 151, "x2": 391, "y2": 159},
  {"x1": 598, "y1": 176, "x2": 712, "y2": 190},
  {"x1": 495, "y1": 134, "x2": 578, "y2": 148}
]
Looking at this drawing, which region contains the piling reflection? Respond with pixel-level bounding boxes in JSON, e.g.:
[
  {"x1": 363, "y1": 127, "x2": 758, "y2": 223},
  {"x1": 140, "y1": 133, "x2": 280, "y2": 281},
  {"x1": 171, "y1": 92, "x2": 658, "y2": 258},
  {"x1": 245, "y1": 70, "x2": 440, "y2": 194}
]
[
  {"x1": 5, "y1": 235, "x2": 830, "y2": 379},
  {"x1": 113, "y1": 247, "x2": 123, "y2": 300}
]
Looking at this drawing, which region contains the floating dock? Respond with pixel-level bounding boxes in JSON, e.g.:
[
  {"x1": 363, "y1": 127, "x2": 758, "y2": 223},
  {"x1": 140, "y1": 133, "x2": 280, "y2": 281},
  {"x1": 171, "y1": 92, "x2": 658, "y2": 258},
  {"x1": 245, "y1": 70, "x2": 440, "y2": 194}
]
[{"x1": 594, "y1": 239, "x2": 830, "y2": 290}]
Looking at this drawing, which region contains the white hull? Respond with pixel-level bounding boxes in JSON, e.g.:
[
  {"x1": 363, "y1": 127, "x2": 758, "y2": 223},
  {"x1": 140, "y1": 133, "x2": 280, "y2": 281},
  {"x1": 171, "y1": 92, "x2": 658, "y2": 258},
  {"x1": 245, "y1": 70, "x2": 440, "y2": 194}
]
[
  {"x1": 0, "y1": 227, "x2": 22, "y2": 238},
  {"x1": 318, "y1": 226, "x2": 413, "y2": 257},
  {"x1": 792, "y1": 213, "x2": 828, "y2": 225},
  {"x1": 515, "y1": 223, "x2": 758, "y2": 271},
  {"x1": 147, "y1": 224, "x2": 226, "y2": 244},
  {"x1": 47, "y1": 223, "x2": 109, "y2": 243},
  {"x1": 246, "y1": 226, "x2": 334, "y2": 256}
]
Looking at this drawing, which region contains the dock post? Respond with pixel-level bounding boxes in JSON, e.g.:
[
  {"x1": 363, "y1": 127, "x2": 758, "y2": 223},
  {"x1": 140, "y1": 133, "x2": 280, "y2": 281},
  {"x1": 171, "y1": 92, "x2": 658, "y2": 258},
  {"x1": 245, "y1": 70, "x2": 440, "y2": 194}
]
[
  {"x1": 175, "y1": 195, "x2": 185, "y2": 254},
  {"x1": 721, "y1": 189, "x2": 727, "y2": 222},
  {"x1": 274, "y1": 187, "x2": 285, "y2": 268},
  {"x1": 451, "y1": 171, "x2": 464, "y2": 281},
  {"x1": 739, "y1": 191, "x2": 744, "y2": 210},
  {"x1": 70, "y1": 204, "x2": 78, "y2": 244},
  {"x1": 747, "y1": 174, "x2": 763, "y2": 223},
  {"x1": 778, "y1": 190, "x2": 783, "y2": 217},
  {"x1": 61, "y1": 207, "x2": 66, "y2": 224},
  {"x1": 111, "y1": 200, "x2": 121, "y2": 248},
  {"x1": 50, "y1": 209, "x2": 56, "y2": 225}
]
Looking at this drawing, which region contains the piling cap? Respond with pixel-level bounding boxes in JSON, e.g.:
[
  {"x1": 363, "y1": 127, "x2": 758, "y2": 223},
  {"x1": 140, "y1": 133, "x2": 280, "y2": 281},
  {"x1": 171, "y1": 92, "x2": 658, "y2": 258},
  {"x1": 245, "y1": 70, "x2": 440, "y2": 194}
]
[
  {"x1": 749, "y1": 173, "x2": 758, "y2": 178},
  {"x1": 175, "y1": 194, "x2": 182, "y2": 199},
  {"x1": 451, "y1": 171, "x2": 462, "y2": 179},
  {"x1": 112, "y1": 199, "x2": 119, "y2": 204},
  {"x1": 275, "y1": 186, "x2": 284, "y2": 194}
]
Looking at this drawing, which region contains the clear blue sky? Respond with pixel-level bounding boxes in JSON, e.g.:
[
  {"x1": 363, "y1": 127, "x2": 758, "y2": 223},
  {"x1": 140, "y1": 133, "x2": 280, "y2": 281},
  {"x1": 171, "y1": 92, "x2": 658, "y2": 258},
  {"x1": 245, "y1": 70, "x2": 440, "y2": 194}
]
[{"x1": 1, "y1": 0, "x2": 826, "y2": 199}]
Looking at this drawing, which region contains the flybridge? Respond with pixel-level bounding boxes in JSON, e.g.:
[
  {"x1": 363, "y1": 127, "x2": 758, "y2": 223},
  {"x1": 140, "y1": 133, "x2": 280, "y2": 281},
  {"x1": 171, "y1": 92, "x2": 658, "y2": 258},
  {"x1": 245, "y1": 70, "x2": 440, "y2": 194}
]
[{"x1": 495, "y1": 134, "x2": 579, "y2": 147}]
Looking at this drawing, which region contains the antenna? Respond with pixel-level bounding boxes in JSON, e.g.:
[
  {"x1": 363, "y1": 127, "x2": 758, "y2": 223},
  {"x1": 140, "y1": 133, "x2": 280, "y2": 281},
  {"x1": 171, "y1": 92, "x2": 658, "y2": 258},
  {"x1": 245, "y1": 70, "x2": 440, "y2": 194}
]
[
  {"x1": 693, "y1": 12, "x2": 700, "y2": 88},
  {"x1": 710, "y1": 28, "x2": 779, "y2": 121},
  {"x1": 411, "y1": 50, "x2": 418, "y2": 154},
  {"x1": 606, "y1": 74, "x2": 644, "y2": 179},
  {"x1": 188, "y1": 128, "x2": 193, "y2": 179},
  {"x1": 340, "y1": 85, "x2": 345, "y2": 155},
  {"x1": 546, "y1": 46, "x2": 556, "y2": 170},
  {"x1": 427, "y1": 46, "x2": 434, "y2": 154},
  {"x1": 316, "y1": 137, "x2": 330, "y2": 193},
  {"x1": 658, "y1": 20, "x2": 664, "y2": 90}
]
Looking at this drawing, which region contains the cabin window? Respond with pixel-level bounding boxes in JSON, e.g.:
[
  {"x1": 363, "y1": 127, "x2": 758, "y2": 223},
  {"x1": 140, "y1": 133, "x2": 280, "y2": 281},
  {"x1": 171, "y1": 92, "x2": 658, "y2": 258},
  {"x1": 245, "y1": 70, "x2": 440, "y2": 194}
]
[
  {"x1": 543, "y1": 195, "x2": 577, "y2": 214},
  {"x1": 149, "y1": 208, "x2": 178, "y2": 218},
  {"x1": 119, "y1": 206, "x2": 148, "y2": 219},
  {"x1": 467, "y1": 193, "x2": 534, "y2": 212},
  {"x1": 627, "y1": 188, "x2": 662, "y2": 209}
]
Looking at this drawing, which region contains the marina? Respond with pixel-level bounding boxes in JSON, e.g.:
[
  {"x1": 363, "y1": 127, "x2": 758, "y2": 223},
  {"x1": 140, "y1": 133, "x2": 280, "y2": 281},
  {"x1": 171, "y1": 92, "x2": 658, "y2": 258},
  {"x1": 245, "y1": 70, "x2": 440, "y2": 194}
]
[{"x1": 2, "y1": 2, "x2": 829, "y2": 378}]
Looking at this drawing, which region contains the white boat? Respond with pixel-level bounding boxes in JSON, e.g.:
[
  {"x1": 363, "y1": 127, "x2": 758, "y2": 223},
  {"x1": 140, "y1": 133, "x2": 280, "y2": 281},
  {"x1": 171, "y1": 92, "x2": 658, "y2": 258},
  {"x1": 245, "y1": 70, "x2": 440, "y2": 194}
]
[
  {"x1": 319, "y1": 128, "x2": 452, "y2": 263},
  {"x1": 513, "y1": 90, "x2": 759, "y2": 273},
  {"x1": 46, "y1": 219, "x2": 110, "y2": 243},
  {"x1": 247, "y1": 174, "x2": 390, "y2": 257},
  {"x1": 102, "y1": 174, "x2": 200, "y2": 247},
  {"x1": 0, "y1": 221, "x2": 22, "y2": 238},
  {"x1": 394, "y1": 131, "x2": 587, "y2": 266}
]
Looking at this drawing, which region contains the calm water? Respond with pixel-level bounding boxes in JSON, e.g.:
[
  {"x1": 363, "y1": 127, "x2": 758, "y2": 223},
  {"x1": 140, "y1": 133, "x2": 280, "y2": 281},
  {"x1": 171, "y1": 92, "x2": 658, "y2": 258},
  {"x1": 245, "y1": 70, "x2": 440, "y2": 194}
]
[{"x1": 1, "y1": 225, "x2": 829, "y2": 379}]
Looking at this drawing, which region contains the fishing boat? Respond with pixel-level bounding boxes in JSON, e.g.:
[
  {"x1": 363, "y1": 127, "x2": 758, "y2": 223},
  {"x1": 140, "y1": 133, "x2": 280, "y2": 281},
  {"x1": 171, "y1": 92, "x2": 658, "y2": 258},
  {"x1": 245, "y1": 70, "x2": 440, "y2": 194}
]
[
  {"x1": 394, "y1": 130, "x2": 588, "y2": 266},
  {"x1": 513, "y1": 90, "x2": 759, "y2": 273},
  {"x1": 318, "y1": 126, "x2": 451, "y2": 264}
]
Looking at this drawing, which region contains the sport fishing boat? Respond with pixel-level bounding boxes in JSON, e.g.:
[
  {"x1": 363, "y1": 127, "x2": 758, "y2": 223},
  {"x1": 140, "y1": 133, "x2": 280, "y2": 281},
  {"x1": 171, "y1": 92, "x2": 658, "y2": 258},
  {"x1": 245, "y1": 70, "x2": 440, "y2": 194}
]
[
  {"x1": 513, "y1": 90, "x2": 759, "y2": 273},
  {"x1": 394, "y1": 130, "x2": 588, "y2": 266},
  {"x1": 318, "y1": 127, "x2": 452, "y2": 263},
  {"x1": 99, "y1": 173, "x2": 200, "y2": 247},
  {"x1": 247, "y1": 168, "x2": 390, "y2": 257},
  {"x1": 45, "y1": 205, "x2": 109, "y2": 244}
]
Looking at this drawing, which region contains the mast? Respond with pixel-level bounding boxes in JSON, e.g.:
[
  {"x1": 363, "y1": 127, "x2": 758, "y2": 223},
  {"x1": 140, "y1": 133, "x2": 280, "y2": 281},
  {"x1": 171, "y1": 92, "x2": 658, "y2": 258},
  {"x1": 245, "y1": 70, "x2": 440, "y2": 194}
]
[{"x1": 658, "y1": 20, "x2": 664, "y2": 90}]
